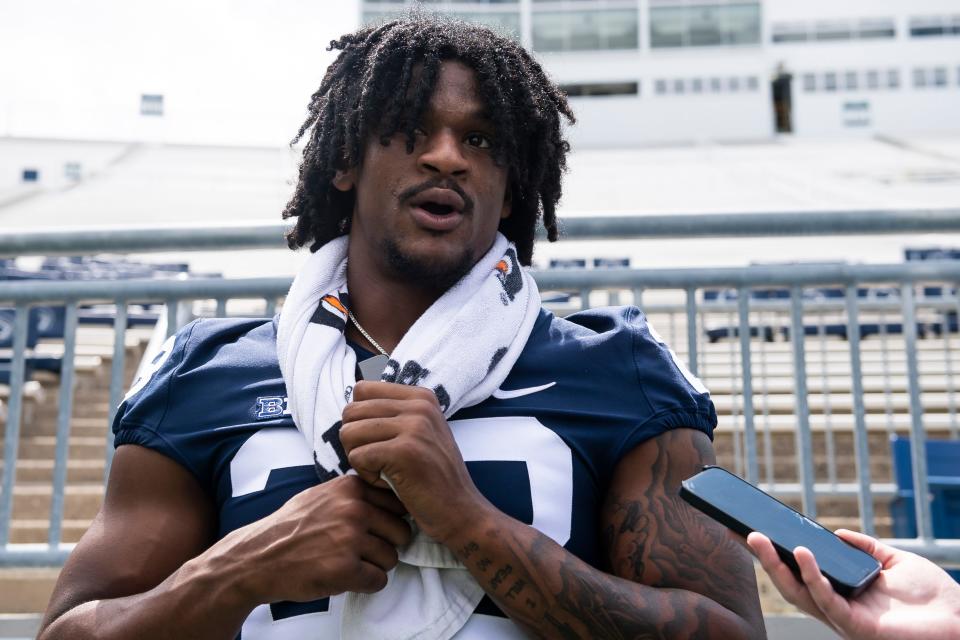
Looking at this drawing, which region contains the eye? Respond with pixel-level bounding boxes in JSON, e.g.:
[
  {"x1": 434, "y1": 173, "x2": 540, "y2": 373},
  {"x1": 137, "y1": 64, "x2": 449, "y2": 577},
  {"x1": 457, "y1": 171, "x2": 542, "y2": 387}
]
[{"x1": 465, "y1": 132, "x2": 493, "y2": 149}]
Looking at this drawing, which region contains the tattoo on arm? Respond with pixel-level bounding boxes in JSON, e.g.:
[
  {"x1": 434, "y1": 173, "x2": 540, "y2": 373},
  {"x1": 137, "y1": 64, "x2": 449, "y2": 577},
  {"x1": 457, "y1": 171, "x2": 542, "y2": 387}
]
[{"x1": 453, "y1": 429, "x2": 762, "y2": 639}]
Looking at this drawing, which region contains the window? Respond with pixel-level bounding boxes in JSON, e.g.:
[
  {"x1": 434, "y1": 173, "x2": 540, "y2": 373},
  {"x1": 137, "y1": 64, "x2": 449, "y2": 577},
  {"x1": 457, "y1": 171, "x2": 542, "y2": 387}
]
[
  {"x1": 857, "y1": 18, "x2": 896, "y2": 39},
  {"x1": 364, "y1": 7, "x2": 521, "y2": 39},
  {"x1": 655, "y1": 79, "x2": 668, "y2": 94},
  {"x1": 64, "y1": 162, "x2": 82, "y2": 181},
  {"x1": 771, "y1": 22, "x2": 807, "y2": 43},
  {"x1": 844, "y1": 71, "x2": 859, "y2": 90},
  {"x1": 650, "y1": 2, "x2": 760, "y2": 49},
  {"x1": 746, "y1": 76, "x2": 759, "y2": 91},
  {"x1": 673, "y1": 79, "x2": 686, "y2": 94},
  {"x1": 802, "y1": 73, "x2": 816, "y2": 92},
  {"x1": 814, "y1": 21, "x2": 852, "y2": 41},
  {"x1": 933, "y1": 67, "x2": 948, "y2": 87},
  {"x1": 560, "y1": 81, "x2": 639, "y2": 97},
  {"x1": 728, "y1": 76, "x2": 740, "y2": 92},
  {"x1": 691, "y1": 77, "x2": 704, "y2": 93},
  {"x1": 913, "y1": 68, "x2": 928, "y2": 88},
  {"x1": 887, "y1": 68, "x2": 900, "y2": 89},
  {"x1": 823, "y1": 72, "x2": 838, "y2": 92},
  {"x1": 910, "y1": 15, "x2": 960, "y2": 38},
  {"x1": 866, "y1": 70, "x2": 880, "y2": 90},
  {"x1": 533, "y1": 9, "x2": 638, "y2": 52},
  {"x1": 709, "y1": 77, "x2": 723, "y2": 92},
  {"x1": 21, "y1": 169, "x2": 39, "y2": 182},
  {"x1": 140, "y1": 94, "x2": 163, "y2": 116}
]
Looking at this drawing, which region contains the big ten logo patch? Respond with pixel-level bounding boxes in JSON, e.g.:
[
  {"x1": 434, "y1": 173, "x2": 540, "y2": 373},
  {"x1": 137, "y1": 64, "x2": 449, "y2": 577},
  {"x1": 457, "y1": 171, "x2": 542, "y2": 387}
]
[{"x1": 255, "y1": 396, "x2": 290, "y2": 419}]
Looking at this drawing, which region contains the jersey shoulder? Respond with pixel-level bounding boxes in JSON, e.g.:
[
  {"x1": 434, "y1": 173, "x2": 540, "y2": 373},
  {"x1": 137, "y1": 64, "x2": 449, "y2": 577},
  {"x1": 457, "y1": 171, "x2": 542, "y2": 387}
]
[
  {"x1": 472, "y1": 306, "x2": 717, "y2": 465},
  {"x1": 112, "y1": 317, "x2": 289, "y2": 486}
]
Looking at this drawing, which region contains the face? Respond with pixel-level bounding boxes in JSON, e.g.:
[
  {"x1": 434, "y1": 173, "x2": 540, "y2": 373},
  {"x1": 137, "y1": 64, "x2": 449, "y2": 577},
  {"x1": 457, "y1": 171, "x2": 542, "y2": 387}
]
[{"x1": 335, "y1": 60, "x2": 511, "y2": 292}]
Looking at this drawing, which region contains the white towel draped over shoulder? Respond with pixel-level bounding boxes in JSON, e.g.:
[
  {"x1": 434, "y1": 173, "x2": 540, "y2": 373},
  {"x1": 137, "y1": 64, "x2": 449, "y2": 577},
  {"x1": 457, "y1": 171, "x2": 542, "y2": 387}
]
[{"x1": 276, "y1": 232, "x2": 541, "y2": 640}]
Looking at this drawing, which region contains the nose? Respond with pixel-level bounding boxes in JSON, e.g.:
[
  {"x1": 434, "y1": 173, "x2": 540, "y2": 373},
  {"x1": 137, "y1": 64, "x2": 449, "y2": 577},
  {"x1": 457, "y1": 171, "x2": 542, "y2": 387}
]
[{"x1": 418, "y1": 130, "x2": 468, "y2": 177}]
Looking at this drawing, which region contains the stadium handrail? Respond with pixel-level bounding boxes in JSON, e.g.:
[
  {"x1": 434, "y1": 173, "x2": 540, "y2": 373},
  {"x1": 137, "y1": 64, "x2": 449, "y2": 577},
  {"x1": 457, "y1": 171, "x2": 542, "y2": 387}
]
[{"x1": 2, "y1": 208, "x2": 960, "y2": 257}]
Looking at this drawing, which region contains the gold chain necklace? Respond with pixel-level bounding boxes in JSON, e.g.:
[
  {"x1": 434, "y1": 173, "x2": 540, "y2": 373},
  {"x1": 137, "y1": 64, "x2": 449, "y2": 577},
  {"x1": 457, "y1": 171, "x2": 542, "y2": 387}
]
[{"x1": 347, "y1": 311, "x2": 389, "y2": 356}]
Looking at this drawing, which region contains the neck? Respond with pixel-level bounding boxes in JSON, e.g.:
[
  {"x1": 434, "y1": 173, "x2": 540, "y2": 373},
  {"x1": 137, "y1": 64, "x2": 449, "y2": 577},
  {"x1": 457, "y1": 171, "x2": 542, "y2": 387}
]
[{"x1": 345, "y1": 263, "x2": 442, "y2": 354}]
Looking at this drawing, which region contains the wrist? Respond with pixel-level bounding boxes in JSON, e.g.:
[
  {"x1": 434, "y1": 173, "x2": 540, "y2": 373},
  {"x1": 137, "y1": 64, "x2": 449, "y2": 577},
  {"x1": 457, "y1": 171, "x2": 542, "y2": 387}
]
[
  {"x1": 185, "y1": 533, "x2": 265, "y2": 613},
  {"x1": 436, "y1": 490, "x2": 500, "y2": 550}
]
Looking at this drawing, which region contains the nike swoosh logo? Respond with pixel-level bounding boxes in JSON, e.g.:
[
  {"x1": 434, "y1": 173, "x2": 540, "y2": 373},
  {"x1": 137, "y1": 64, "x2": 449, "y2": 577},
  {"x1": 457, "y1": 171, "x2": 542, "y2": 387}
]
[{"x1": 492, "y1": 382, "x2": 556, "y2": 399}]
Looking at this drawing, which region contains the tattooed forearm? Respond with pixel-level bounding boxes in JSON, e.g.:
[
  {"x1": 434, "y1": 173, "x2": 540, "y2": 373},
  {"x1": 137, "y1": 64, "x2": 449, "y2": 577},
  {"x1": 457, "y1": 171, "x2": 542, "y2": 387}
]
[{"x1": 450, "y1": 428, "x2": 764, "y2": 640}]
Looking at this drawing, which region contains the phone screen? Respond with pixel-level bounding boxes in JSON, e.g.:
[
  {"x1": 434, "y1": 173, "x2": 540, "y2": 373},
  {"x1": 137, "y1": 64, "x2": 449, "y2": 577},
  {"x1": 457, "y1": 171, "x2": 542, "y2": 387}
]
[{"x1": 681, "y1": 466, "x2": 880, "y2": 592}]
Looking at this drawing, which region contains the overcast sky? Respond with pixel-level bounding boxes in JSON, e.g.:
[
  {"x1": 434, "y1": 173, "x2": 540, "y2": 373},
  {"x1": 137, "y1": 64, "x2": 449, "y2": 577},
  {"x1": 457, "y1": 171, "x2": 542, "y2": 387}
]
[{"x1": 0, "y1": 0, "x2": 361, "y2": 145}]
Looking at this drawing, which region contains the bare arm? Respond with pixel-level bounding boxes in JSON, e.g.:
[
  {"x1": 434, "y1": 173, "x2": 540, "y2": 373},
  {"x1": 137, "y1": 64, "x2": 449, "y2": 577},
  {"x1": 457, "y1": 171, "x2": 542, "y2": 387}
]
[
  {"x1": 341, "y1": 382, "x2": 766, "y2": 639},
  {"x1": 40, "y1": 444, "x2": 411, "y2": 639},
  {"x1": 445, "y1": 428, "x2": 765, "y2": 639}
]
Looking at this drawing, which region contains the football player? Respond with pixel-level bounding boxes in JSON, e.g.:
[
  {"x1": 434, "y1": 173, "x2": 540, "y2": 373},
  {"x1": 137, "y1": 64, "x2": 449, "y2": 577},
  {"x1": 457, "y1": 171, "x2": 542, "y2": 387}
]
[{"x1": 40, "y1": 14, "x2": 764, "y2": 639}]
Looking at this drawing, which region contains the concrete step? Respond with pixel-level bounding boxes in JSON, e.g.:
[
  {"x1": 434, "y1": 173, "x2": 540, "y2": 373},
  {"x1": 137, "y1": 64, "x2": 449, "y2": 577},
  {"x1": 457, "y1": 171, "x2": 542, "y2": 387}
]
[
  {"x1": 0, "y1": 568, "x2": 59, "y2": 614},
  {"x1": 14, "y1": 436, "x2": 107, "y2": 461},
  {"x1": 0, "y1": 458, "x2": 105, "y2": 483},
  {"x1": 8, "y1": 518, "x2": 90, "y2": 544},
  {"x1": 21, "y1": 417, "x2": 110, "y2": 439},
  {"x1": 5, "y1": 483, "x2": 103, "y2": 521}
]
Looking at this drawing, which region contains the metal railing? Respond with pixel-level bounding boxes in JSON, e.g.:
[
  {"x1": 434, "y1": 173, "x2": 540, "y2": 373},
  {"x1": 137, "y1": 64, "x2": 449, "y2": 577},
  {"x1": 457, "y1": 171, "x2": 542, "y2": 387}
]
[{"x1": 2, "y1": 211, "x2": 960, "y2": 568}]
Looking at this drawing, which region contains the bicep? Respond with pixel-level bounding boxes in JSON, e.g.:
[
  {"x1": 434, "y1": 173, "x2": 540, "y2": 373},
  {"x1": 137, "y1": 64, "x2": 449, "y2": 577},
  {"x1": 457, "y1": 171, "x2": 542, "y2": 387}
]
[
  {"x1": 602, "y1": 428, "x2": 762, "y2": 624},
  {"x1": 42, "y1": 444, "x2": 216, "y2": 629}
]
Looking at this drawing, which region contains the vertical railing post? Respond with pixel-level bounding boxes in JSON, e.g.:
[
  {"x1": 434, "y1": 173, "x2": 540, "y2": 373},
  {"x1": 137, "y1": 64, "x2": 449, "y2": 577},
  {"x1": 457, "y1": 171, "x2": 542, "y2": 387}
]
[
  {"x1": 49, "y1": 303, "x2": 78, "y2": 547},
  {"x1": 686, "y1": 287, "x2": 699, "y2": 376},
  {"x1": 105, "y1": 301, "x2": 129, "y2": 482},
  {"x1": 845, "y1": 285, "x2": 875, "y2": 536},
  {"x1": 0, "y1": 304, "x2": 30, "y2": 547},
  {"x1": 790, "y1": 286, "x2": 817, "y2": 517},
  {"x1": 901, "y1": 284, "x2": 933, "y2": 540},
  {"x1": 738, "y1": 288, "x2": 759, "y2": 484}
]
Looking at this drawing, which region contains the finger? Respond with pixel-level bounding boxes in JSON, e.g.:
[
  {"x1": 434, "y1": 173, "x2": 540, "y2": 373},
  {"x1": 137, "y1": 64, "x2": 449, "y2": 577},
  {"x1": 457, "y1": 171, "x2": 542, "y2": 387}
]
[
  {"x1": 346, "y1": 560, "x2": 390, "y2": 594},
  {"x1": 748, "y1": 533, "x2": 819, "y2": 610},
  {"x1": 363, "y1": 485, "x2": 408, "y2": 516},
  {"x1": 343, "y1": 398, "x2": 404, "y2": 423},
  {"x1": 348, "y1": 442, "x2": 393, "y2": 485},
  {"x1": 364, "y1": 502, "x2": 413, "y2": 548},
  {"x1": 354, "y1": 380, "x2": 439, "y2": 406},
  {"x1": 339, "y1": 417, "x2": 400, "y2": 455},
  {"x1": 794, "y1": 546, "x2": 852, "y2": 629},
  {"x1": 356, "y1": 533, "x2": 401, "y2": 573},
  {"x1": 834, "y1": 529, "x2": 897, "y2": 566}
]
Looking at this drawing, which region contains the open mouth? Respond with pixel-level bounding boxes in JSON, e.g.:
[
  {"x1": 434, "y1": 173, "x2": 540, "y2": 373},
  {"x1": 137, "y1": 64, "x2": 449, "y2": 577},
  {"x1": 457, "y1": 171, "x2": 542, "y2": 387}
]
[{"x1": 419, "y1": 202, "x2": 456, "y2": 216}]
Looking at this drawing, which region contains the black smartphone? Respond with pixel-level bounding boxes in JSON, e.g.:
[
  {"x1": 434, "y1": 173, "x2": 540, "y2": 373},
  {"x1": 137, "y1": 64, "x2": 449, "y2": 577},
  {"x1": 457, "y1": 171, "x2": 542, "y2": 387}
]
[{"x1": 679, "y1": 465, "x2": 881, "y2": 598}]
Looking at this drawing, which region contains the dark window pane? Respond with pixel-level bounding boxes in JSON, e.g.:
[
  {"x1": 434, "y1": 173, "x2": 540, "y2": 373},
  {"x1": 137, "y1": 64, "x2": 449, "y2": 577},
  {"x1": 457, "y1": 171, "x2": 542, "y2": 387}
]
[
  {"x1": 560, "y1": 82, "x2": 639, "y2": 98},
  {"x1": 803, "y1": 73, "x2": 816, "y2": 92},
  {"x1": 823, "y1": 72, "x2": 838, "y2": 91}
]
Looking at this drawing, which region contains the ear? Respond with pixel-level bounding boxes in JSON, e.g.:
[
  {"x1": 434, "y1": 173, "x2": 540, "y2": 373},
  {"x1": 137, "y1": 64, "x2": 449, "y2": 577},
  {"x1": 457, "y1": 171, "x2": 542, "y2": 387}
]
[
  {"x1": 500, "y1": 186, "x2": 512, "y2": 220},
  {"x1": 332, "y1": 168, "x2": 356, "y2": 193}
]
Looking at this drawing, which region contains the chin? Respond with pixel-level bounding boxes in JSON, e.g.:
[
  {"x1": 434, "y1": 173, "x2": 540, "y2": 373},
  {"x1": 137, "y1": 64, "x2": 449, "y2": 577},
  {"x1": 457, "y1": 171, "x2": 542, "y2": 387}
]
[{"x1": 382, "y1": 238, "x2": 475, "y2": 292}]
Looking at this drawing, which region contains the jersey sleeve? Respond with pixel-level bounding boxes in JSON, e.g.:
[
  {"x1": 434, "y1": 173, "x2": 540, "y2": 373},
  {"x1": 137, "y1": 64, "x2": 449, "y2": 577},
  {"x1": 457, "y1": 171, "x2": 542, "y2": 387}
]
[
  {"x1": 614, "y1": 306, "x2": 717, "y2": 459},
  {"x1": 111, "y1": 320, "x2": 203, "y2": 480}
]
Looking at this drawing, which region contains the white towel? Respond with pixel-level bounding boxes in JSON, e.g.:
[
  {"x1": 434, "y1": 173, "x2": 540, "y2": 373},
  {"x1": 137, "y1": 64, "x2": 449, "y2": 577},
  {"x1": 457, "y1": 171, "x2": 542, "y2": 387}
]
[{"x1": 277, "y1": 232, "x2": 541, "y2": 640}]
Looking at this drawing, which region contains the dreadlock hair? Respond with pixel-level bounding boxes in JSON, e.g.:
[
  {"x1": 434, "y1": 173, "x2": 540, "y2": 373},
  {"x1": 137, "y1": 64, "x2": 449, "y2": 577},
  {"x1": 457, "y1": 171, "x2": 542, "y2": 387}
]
[{"x1": 281, "y1": 11, "x2": 575, "y2": 266}]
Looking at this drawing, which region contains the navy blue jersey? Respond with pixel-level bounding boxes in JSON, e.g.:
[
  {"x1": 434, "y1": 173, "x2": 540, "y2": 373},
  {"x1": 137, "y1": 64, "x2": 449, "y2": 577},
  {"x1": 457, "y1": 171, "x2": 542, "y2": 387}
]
[{"x1": 113, "y1": 306, "x2": 716, "y2": 638}]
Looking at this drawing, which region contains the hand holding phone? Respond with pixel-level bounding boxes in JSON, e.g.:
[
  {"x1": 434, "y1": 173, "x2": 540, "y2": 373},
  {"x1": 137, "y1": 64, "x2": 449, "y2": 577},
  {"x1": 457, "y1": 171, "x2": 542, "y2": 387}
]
[
  {"x1": 679, "y1": 466, "x2": 880, "y2": 598},
  {"x1": 749, "y1": 528, "x2": 960, "y2": 640}
]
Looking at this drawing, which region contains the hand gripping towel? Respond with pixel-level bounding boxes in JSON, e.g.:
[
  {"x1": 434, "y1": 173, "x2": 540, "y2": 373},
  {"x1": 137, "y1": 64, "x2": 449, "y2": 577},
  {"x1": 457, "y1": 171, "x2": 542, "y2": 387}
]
[{"x1": 277, "y1": 232, "x2": 541, "y2": 639}]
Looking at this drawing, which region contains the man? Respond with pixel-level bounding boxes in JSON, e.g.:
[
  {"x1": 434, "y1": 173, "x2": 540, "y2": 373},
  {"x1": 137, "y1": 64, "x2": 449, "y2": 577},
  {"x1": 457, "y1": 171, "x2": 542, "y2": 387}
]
[{"x1": 39, "y1": 14, "x2": 765, "y2": 639}]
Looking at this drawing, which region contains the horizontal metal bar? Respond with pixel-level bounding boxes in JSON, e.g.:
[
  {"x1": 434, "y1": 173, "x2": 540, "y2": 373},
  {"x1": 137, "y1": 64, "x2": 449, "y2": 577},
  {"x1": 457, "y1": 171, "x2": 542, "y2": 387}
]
[
  {"x1": 3, "y1": 209, "x2": 960, "y2": 256},
  {"x1": 0, "y1": 276, "x2": 292, "y2": 304},
  {"x1": 4, "y1": 262, "x2": 960, "y2": 304},
  {"x1": 533, "y1": 261, "x2": 960, "y2": 290},
  {"x1": 0, "y1": 544, "x2": 75, "y2": 567},
  {"x1": 884, "y1": 539, "x2": 960, "y2": 568},
  {"x1": 758, "y1": 482, "x2": 896, "y2": 498}
]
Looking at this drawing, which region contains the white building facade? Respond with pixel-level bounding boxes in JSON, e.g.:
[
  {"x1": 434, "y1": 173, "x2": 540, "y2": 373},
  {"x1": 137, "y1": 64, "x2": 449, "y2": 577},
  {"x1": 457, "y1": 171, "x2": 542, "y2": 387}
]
[{"x1": 362, "y1": 0, "x2": 960, "y2": 148}]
